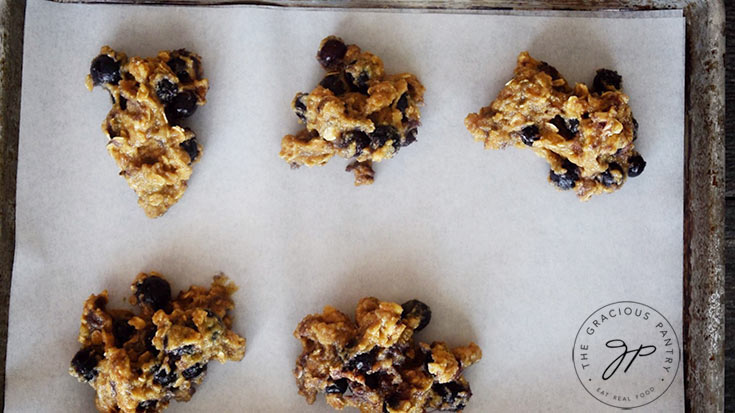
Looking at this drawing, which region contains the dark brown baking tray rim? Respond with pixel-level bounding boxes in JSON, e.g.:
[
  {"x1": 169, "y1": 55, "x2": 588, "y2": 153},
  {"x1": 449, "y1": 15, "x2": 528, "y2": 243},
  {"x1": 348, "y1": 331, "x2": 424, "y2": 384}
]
[{"x1": 0, "y1": 1, "x2": 725, "y2": 412}]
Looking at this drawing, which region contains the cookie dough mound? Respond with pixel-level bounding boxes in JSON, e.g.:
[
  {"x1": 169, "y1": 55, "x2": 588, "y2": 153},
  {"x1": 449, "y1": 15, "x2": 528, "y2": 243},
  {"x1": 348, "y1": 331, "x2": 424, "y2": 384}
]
[
  {"x1": 294, "y1": 297, "x2": 481, "y2": 412},
  {"x1": 86, "y1": 46, "x2": 209, "y2": 217},
  {"x1": 465, "y1": 52, "x2": 646, "y2": 200},
  {"x1": 69, "y1": 273, "x2": 246, "y2": 413},
  {"x1": 280, "y1": 36, "x2": 425, "y2": 185}
]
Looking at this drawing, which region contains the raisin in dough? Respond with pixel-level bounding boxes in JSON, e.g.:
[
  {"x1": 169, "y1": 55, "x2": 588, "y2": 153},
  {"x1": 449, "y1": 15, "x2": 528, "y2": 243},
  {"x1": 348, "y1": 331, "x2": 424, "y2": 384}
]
[
  {"x1": 280, "y1": 36, "x2": 425, "y2": 185},
  {"x1": 86, "y1": 47, "x2": 208, "y2": 217},
  {"x1": 294, "y1": 297, "x2": 481, "y2": 412},
  {"x1": 69, "y1": 273, "x2": 246, "y2": 413},
  {"x1": 465, "y1": 52, "x2": 646, "y2": 200}
]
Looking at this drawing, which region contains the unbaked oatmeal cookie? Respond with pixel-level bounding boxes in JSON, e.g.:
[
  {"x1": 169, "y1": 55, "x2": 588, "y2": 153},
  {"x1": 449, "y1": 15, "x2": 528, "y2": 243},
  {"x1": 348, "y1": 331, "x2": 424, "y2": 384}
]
[
  {"x1": 86, "y1": 46, "x2": 208, "y2": 217},
  {"x1": 69, "y1": 272, "x2": 246, "y2": 413},
  {"x1": 465, "y1": 52, "x2": 646, "y2": 200},
  {"x1": 294, "y1": 297, "x2": 481, "y2": 412},
  {"x1": 280, "y1": 36, "x2": 425, "y2": 185}
]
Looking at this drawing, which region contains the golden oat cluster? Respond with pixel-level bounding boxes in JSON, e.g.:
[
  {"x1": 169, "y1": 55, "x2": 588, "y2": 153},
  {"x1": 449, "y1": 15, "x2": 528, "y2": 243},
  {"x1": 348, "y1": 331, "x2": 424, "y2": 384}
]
[
  {"x1": 280, "y1": 36, "x2": 425, "y2": 185},
  {"x1": 294, "y1": 297, "x2": 482, "y2": 412},
  {"x1": 465, "y1": 52, "x2": 646, "y2": 200},
  {"x1": 69, "y1": 273, "x2": 246, "y2": 413},
  {"x1": 86, "y1": 47, "x2": 209, "y2": 217}
]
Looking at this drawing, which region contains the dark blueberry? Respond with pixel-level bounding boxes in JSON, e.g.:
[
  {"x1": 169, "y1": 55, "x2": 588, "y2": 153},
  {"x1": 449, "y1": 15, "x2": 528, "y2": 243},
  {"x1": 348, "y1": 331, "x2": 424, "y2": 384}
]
[
  {"x1": 346, "y1": 71, "x2": 370, "y2": 94},
  {"x1": 90, "y1": 55, "x2": 121, "y2": 85},
  {"x1": 369, "y1": 125, "x2": 399, "y2": 150},
  {"x1": 145, "y1": 329, "x2": 159, "y2": 355},
  {"x1": 331, "y1": 133, "x2": 349, "y2": 149},
  {"x1": 549, "y1": 115, "x2": 578, "y2": 140},
  {"x1": 117, "y1": 95, "x2": 128, "y2": 111},
  {"x1": 568, "y1": 119, "x2": 580, "y2": 134},
  {"x1": 599, "y1": 162, "x2": 623, "y2": 187},
  {"x1": 383, "y1": 394, "x2": 400, "y2": 413},
  {"x1": 325, "y1": 378, "x2": 349, "y2": 394},
  {"x1": 293, "y1": 94, "x2": 307, "y2": 122},
  {"x1": 85, "y1": 310, "x2": 106, "y2": 330},
  {"x1": 600, "y1": 172, "x2": 618, "y2": 186},
  {"x1": 582, "y1": 112, "x2": 590, "y2": 119},
  {"x1": 136, "y1": 400, "x2": 158, "y2": 412},
  {"x1": 165, "y1": 91, "x2": 198, "y2": 120},
  {"x1": 592, "y1": 69, "x2": 622, "y2": 94},
  {"x1": 538, "y1": 61, "x2": 561, "y2": 80},
  {"x1": 180, "y1": 138, "x2": 200, "y2": 163},
  {"x1": 423, "y1": 351, "x2": 435, "y2": 373},
  {"x1": 549, "y1": 160, "x2": 580, "y2": 190},
  {"x1": 319, "y1": 73, "x2": 346, "y2": 96},
  {"x1": 153, "y1": 363, "x2": 178, "y2": 387},
  {"x1": 191, "y1": 56, "x2": 202, "y2": 78},
  {"x1": 175, "y1": 50, "x2": 201, "y2": 77},
  {"x1": 395, "y1": 93, "x2": 409, "y2": 114},
  {"x1": 113, "y1": 319, "x2": 135, "y2": 347},
  {"x1": 433, "y1": 381, "x2": 472, "y2": 411},
  {"x1": 348, "y1": 351, "x2": 375, "y2": 372},
  {"x1": 403, "y1": 128, "x2": 418, "y2": 147},
  {"x1": 627, "y1": 155, "x2": 646, "y2": 177},
  {"x1": 317, "y1": 38, "x2": 347, "y2": 69},
  {"x1": 340, "y1": 130, "x2": 371, "y2": 154},
  {"x1": 169, "y1": 344, "x2": 197, "y2": 357},
  {"x1": 335, "y1": 130, "x2": 354, "y2": 149},
  {"x1": 182, "y1": 363, "x2": 207, "y2": 380},
  {"x1": 135, "y1": 276, "x2": 171, "y2": 311},
  {"x1": 354, "y1": 131, "x2": 371, "y2": 152},
  {"x1": 167, "y1": 57, "x2": 191, "y2": 83},
  {"x1": 434, "y1": 382, "x2": 457, "y2": 404},
  {"x1": 71, "y1": 347, "x2": 100, "y2": 381},
  {"x1": 520, "y1": 125, "x2": 541, "y2": 146},
  {"x1": 632, "y1": 117, "x2": 639, "y2": 141},
  {"x1": 364, "y1": 373, "x2": 380, "y2": 389},
  {"x1": 401, "y1": 299, "x2": 431, "y2": 331},
  {"x1": 156, "y1": 79, "x2": 178, "y2": 104}
]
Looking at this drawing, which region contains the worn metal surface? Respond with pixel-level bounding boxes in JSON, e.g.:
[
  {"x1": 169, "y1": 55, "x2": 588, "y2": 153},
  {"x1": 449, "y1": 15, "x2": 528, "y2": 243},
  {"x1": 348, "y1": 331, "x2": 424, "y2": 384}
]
[
  {"x1": 722, "y1": 3, "x2": 734, "y2": 412},
  {"x1": 53, "y1": 0, "x2": 693, "y2": 8},
  {"x1": 681, "y1": 1, "x2": 725, "y2": 411},
  {"x1": 1, "y1": 0, "x2": 726, "y2": 411}
]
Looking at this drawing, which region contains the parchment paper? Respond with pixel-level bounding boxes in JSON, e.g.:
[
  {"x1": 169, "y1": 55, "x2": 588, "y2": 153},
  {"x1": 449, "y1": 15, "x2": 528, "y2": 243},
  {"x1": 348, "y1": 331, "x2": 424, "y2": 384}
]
[{"x1": 7, "y1": 1, "x2": 685, "y2": 411}]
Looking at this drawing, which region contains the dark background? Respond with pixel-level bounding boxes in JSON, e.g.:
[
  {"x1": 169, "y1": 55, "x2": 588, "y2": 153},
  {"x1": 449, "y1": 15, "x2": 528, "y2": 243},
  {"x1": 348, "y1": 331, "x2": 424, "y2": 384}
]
[{"x1": 723, "y1": 1, "x2": 733, "y2": 412}]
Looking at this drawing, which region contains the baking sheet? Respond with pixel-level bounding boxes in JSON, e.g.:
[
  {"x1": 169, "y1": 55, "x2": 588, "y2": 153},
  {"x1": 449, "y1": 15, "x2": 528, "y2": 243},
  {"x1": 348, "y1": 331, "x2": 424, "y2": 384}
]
[{"x1": 7, "y1": 1, "x2": 685, "y2": 411}]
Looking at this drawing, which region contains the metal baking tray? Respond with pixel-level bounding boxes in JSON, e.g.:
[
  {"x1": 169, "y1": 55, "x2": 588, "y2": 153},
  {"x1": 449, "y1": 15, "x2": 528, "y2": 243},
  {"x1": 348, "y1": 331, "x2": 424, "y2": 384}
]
[{"x1": 0, "y1": 0, "x2": 724, "y2": 411}]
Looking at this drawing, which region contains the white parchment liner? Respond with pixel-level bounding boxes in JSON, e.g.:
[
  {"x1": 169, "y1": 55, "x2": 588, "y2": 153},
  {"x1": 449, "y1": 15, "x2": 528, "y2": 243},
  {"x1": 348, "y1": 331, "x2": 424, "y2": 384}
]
[{"x1": 7, "y1": 1, "x2": 684, "y2": 411}]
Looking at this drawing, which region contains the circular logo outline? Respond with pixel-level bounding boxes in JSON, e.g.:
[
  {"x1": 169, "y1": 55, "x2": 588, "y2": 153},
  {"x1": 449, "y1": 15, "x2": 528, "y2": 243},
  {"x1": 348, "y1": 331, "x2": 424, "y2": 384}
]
[{"x1": 572, "y1": 300, "x2": 681, "y2": 409}]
